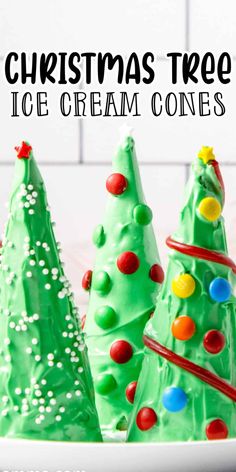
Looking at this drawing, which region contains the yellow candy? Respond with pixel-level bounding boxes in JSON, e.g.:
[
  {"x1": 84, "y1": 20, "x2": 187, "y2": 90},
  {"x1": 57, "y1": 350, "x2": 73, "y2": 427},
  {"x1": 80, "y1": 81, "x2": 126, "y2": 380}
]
[
  {"x1": 198, "y1": 197, "x2": 221, "y2": 222},
  {"x1": 198, "y1": 146, "x2": 215, "y2": 164},
  {"x1": 172, "y1": 274, "x2": 196, "y2": 299}
]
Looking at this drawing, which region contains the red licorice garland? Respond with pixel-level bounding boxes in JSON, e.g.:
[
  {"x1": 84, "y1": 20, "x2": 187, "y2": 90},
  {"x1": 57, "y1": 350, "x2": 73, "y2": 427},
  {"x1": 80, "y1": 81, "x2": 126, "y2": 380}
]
[{"x1": 143, "y1": 335, "x2": 236, "y2": 402}]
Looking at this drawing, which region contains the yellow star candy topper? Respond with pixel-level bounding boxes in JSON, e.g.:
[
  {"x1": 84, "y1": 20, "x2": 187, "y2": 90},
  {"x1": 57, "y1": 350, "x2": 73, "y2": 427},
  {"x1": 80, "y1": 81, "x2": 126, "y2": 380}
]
[{"x1": 198, "y1": 146, "x2": 215, "y2": 164}]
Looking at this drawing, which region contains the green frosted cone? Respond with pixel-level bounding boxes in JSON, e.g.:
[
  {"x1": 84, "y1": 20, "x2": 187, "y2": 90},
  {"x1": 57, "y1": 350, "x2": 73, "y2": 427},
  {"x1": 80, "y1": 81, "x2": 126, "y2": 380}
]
[
  {"x1": 84, "y1": 132, "x2": 163, "y2": 439},
  {"x1": 0, "y1": 142, "x2": 102, "y2": 442},
  {"x1": 128, "y1": 147, "x2": 236, "y2": 442}
]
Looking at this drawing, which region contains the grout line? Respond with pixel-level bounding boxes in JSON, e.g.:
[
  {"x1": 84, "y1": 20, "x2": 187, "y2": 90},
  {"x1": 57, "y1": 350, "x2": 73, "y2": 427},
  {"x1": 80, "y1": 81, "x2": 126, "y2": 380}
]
[
  {"x1": 0, "y1": 159, "x2": 236, "y2": 168},
  {"x1": 185, "y1": 0, "x2": 190, "y2": 51},
  {"x1": 1, "y1": 160, "x2": 234, "y2": 168},
  {"x1": 184, "y1": 163, "x2": 191, "y2": 183}
]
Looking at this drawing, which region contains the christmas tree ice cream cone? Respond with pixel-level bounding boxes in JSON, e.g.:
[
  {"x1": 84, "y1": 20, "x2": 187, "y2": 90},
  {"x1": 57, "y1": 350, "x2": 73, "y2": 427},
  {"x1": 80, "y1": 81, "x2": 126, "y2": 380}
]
[
  {"x1": 83, "y1": 129, "x2": 164, "y2": 439},
  {"x1": 0, "y1": 142, "x2": 102, "y2": 442},
  {"x1": 127, "y1": 146, "x2": 236, "y2": 442}
]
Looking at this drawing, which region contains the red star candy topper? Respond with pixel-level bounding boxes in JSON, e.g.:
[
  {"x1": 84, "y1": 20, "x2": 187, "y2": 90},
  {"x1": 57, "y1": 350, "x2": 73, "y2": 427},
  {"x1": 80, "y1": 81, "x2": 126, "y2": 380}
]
[{"x1": 15, "y1": 141, "x2": 32, "y2": 159}]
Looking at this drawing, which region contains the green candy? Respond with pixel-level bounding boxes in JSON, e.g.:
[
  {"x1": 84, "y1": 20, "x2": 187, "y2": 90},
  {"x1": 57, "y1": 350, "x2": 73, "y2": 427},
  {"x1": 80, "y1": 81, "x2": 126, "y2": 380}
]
[
  {"x1": 95, "y1": 374, "x2": 117, "y2": 395},
  {"x1": 93, "y1": 224, "x2": 106, "y2": 248},
  {"x1": 133, "y1": 204, "x2": 153, "y2": 225},
  {"x1": 95, "y1": 306, "x2": 117, "y2": 329},
  {"x1": 92, "y1": 271, "x2": 111, "y2": 292}
]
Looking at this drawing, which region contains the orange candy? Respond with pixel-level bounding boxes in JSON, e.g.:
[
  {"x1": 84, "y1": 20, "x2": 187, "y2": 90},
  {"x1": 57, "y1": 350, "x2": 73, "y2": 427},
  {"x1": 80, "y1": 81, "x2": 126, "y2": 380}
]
[{"x1": 171, "y1": 315, "x2": 196, "y2": 341}]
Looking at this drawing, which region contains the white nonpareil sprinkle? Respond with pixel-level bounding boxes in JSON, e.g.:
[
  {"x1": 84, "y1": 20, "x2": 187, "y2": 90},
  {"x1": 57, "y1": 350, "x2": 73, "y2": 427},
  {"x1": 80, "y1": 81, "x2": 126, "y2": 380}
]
[
  {"x1": 39, "y1": 260, "x2": 45, "y2": 267},
  {"x1": 47, "y1": 391, "x2": 53, "y2": 398},
  {"x1": 42, "y1": 268, "x2": 49, "y2": 275},
  {"x1": 26, "y1": 271, "x2": 32, "y2": 278},
  {"x1": 47, "y1": 353, "x2": 54, "y2": 360},
  {"x1": 29, "y1": 260, "x2": 36, "y2": 266},
  {"x1": 4, "y1": 338, "x2": 10, "y2": 345},
  {"x1": 57, "y1": 362, "x2": 62, "y2": 368},
  {"x1": 15, "y1": 388, "x2": 21, "y2": 395},
  {"x1": 59, "y1": 406, "x2": 65, "y2": 413},
  {"x1": 66, "y1": 393, "x2": 72, "y2": 399},
  {"x1": 55, "y1": 415, "x2": 62, "y2": 422},
  {"x1": 29, "y1": 209, "x2": 34, "y2": 215},
  {"x1": 45, "y1": 283, "x2": 51, "y2": 290},
  {"x1": 32, "y1": 338, "x2": 38, "y2": 345},
  {"x1": 26, "y1": 347, "x2": 32, "y2": 354},
  {"x1": 35, "y1": 355, "x2": 41, "y2": 362},
  {"x1": 50, "y1": 398, "x2": 56, "y2": 406},
  {"x1": 52, "y1": 268, "x2": 58, "y2": 275},
  {"x1": 36, "y1": 241, "x2": 41, "y2": 246}
]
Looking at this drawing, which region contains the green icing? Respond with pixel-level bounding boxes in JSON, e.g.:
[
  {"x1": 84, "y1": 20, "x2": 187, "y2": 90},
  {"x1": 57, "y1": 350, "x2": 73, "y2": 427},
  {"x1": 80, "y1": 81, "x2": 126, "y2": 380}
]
[
  {"x1": 85, "y1": 135, "x2": 162, "y2": 439},
  {"x1": 127, "y1": 156, "x2": 236, "y2": 442},
  {"x1": 0, "y1": 146, "x2": 102, "y2": 442},
  {"x1": 93, "y1": 225, "x2": 106, "y2": 248}
]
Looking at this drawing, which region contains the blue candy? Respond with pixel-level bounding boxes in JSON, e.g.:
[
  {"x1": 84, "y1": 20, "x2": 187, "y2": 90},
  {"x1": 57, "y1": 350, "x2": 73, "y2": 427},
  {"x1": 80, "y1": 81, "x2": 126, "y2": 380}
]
[
  {"x1": 162, "y1": 386, "x2": 187, "y2": 413},
  {"x1": 209, "y1": 277, "x2": 231, "y2": 303}
]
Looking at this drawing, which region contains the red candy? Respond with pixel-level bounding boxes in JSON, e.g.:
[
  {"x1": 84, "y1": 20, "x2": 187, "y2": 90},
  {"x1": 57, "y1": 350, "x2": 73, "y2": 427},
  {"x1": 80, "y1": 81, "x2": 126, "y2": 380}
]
[
  {"x1": 117, "y1": 251, "x2": 140, "y2": 274},
  {"x1": 110, "y1": 340, "x2": 133, "y2": 364},
  {"x1": 106, "y1": 173, "x2": 127, "y2": 195},
  {"x1": 15, "y1": 141, "x2": 32, "y2": 159},
  {"x1": 82, "y1": 270, "x2": 93, "y2": 291},
  {"x1": 126, "y1": 381, "x2": 137, "y2": 404},
  {"x1": 136, "y1": 407, "x2": 157, "y2": 431},
  {"x1": 81, "y1": 314, "x2": 86, "y2": 330},
  {"x1": 206, "y1": 419, "x2": 228, "y2": 440},
  {"x1": 203, "y1": 330, "x2": 225, "y2": 354},
  {"x1": 149, "y1": 264, "x2": 165, "y2": 283}
]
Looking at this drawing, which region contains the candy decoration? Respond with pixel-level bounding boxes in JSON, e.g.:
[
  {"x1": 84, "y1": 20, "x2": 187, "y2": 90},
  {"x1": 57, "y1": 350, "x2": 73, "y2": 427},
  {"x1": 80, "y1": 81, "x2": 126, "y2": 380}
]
[
  {"x1": 198, "y1": 146, "x2": 215, "y2": 164},
  {"x1": 171, "y1": 315, "x2": 196, "y2": 341},
  {"x1": 106, "y1": 173, "x2": 127, "y2": 195},
  {"x1": 136, "y1": 407, "x2": 157, "y2": 431},
  {"x1": 15, "y1": 141, "x2": 32, "y2": 159},
  {"x1": 172, "y1": 274, "x2": 196, "y2": 299},
  {"x1": 203, "y1": 330, "x2": 225, "y2": 354},
  {"x1": 0, "y1": 143, "x2": 102, "y2": 442},
  {"x1": 95, "y1": 305, "x2": 117, "y2": 329},
  {"x1": 82, "y1": 270, "x2": 93, "y2": 291},
  {"x1": 133, "y1": 204, "x2": 153, "y2": 225},
  {"x1": 92, "y1": 270, "x2": 111, "y2": 292},
  {"x1": 127, "y1": 149, "x2": 236, "y2": 443},
  {"x1": 117, "y1": 251, "x2": 140, "y2": 275},
  {"x1": 206, "y1": 419, "x2": 228, "y2": 440},
  {"x1": 162, "y1": 386, "x2": 187, "y2": 413},
  {"x1": 209, "y1": 277, "x2": 231, "y2": 303},
  {"x1": 93, "y1": 224, "x2": 105, "y2": 248},
  {"x1": 198, "y1": 197, "x2": 221, "y2": 222},
  {"x1": 85, "y1": 134, "x2": 162, "y2": 439},
  {"x1": 149, "y1": 264, "x2": 164, "y2": 284},
  {"x1": 110, "y1": 340, "x2": 133, "y2": 364},
  {"x1": 95, "y1": 374, "x2": 117, "y2": 395},
  {"x1": 81, "y1": 314, "x2": 86, "y2": 330},
  {"x1": 126, "y1": 381, "x2": 137, "y2": 404}
]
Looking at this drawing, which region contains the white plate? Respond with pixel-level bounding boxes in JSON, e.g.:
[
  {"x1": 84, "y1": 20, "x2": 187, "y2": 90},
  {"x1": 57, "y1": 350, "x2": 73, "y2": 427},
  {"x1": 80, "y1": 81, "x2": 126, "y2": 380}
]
[{"x1": 0, "y1": 437, "x2": 236, "y2": 472}]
